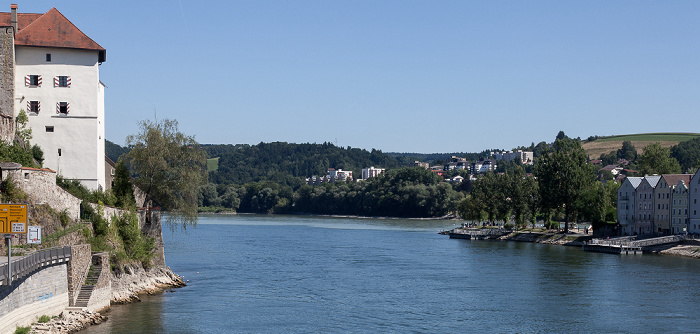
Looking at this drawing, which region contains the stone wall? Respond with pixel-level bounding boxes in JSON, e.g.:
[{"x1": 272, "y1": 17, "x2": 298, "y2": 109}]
[
  {"x1": 66, "y1": 244, "x2": 91, "y2": 306},
  {"x1": 139, "y1": 210, "x2": 166, "y2": 267},
  {"x1": 0, "y1": 263, "x2": 70, "y2": 333},
  {"x1": 0, "y1": 26, "x2": 15, "y2": 145},
  {"x1": 3, "y1": 168, "x2": 82, "y2": 220}
]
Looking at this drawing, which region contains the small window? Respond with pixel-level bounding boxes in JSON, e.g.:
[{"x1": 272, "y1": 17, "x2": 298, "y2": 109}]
[
  {"x1": 24, "y1": 173, "x2": 29, "y2": 180},
  {"x1": 46, "y1": 53, "x2": 51, "y2": 62},
  {"x1": 46, "y1": 126, "x2": 54, "y2": 132},
  {"x1": 27, "y1": 75, "x2": 41, "y2": 86},
  {"x1": 58, "y1": 148, "x2": 62, "y2": 157},
  {"x1": 28, "y1": 101, "x2": 40, "y2": 114},
  {"x1": 55, "y1": 76, "x2": 70, "y2": 88},
  {"x1": 57, "y1": 102, "x2": 69, "y2": 115}
]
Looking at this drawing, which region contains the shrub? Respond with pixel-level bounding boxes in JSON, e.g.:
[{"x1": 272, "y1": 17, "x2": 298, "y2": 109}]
[
  {"x1": 14, "y1": 326, "x2": 30, "y2": 334},
  {"x1": 59, "y1": 210, "x2": 70, "y2": 227},
  {"x1": 38, "y1": 315, "x2": 51, "y2": 323},
  {"x1": 1, "y1": 177, "x2": 28, "y2": 202}
]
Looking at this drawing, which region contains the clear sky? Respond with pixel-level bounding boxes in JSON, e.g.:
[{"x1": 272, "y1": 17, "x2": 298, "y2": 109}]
[{"x1": 8, "y1": 1, "x2": 700, "y2": 153}]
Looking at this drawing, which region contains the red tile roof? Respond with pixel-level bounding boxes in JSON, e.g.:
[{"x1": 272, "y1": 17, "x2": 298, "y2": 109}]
[{"x1": 0, "y1": 7, "x2": 105, "y2": 62}]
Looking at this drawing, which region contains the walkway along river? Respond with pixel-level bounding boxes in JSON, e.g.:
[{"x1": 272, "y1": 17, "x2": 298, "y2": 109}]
[{"x1": 83, "y1": 214, "x2": 700, "y2": 333}]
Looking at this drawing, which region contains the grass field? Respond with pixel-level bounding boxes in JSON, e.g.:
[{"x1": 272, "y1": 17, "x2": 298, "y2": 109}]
[
  {"x1": 582, "y1": 133, "x2": 700, "y2": 159},
  {"x1": 207, "y1": 157, "x2": 219, "y2": 172},
  {"x1": 596, "y1": 133, "x2": 700, "y2": 142}
]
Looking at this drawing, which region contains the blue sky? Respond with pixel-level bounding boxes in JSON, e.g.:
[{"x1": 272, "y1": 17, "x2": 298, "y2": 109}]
[{"x1": 9, "y1": 1, "x2": 700, "y2": 153}]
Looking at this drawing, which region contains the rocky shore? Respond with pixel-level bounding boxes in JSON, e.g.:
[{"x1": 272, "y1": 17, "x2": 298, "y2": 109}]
[
  {"x1": 29, "y1": 311, "x2": 107, "y2": 333},
  {"x1": 111, "y1": 265, "x2": 186, "y2": 304}
]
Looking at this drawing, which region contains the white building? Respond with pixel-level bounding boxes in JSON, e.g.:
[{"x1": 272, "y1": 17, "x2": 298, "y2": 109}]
[
  {"x1": 492, "y1": 150, "x2": 534, "y2": 165},
  {"x1": 617, "y1": 176, "x2": 643, "y2": 236},
  {"x1": 671, "y1": 180, "x2": 689, "y2": 235},
  {"x1": 471, "y1": 160, "x2": 497, "y2": 174},
  {"x1": 689, "y1": 169, "x2": 700, "y2": 234},
  {"x1": 362, "y1": 167, "x2": 384, "y2": 179},
  {"x1": 4, "y1": 5, "x2": 107, "y2": 190}
]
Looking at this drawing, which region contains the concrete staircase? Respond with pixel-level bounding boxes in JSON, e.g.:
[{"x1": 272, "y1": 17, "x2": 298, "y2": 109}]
[{"x1": 73, "y1": 265, "x2": 102, "y2": 308}]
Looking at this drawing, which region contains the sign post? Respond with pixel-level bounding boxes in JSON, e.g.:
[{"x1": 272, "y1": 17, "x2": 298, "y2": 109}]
[{"x1": 0, "y1": 204, "x2": 27, "y2": 285}]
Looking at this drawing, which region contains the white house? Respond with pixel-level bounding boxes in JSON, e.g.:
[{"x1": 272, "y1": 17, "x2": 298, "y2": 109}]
[
  {"x1": 617, "y1": 176, "x2": 643, "y2": 236},
  {"x1": 689, "y1": 169, "x2": 700, "y2": 235},
  {"x1": 361, "y1": 166, "x2": 384, "y2": 179},
  {"x1": 3, "y1": 5, "x2": 107, "y2": 190},
  {"x1": 671, "y1": 180, "x2": 689, "y2": 235}
]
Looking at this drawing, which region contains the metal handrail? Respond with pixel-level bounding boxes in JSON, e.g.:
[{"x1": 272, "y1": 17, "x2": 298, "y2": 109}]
[{"x1": 0, "y1": 246, "x2": 71, "y2": 285}]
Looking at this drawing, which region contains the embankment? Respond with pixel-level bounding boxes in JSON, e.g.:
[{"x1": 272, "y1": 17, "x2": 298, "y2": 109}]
[{"x1": 498, "y1": 231, "x2": 593, "y2": 246}]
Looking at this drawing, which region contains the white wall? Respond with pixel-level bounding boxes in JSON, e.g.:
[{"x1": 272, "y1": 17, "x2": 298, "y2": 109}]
[{"x1": 14, "y1": 46, "x2": 105, "y2": 190}]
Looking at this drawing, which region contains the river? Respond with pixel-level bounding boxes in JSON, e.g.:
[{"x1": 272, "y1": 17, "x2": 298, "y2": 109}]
[{"x1": 83, "y1": 214, "x2": 700, "y2": 333}]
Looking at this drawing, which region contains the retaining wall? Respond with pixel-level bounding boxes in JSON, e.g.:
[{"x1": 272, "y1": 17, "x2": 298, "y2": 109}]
[
  {"x1": 5, "y1": 168, "x2": 81, "y2": 220},
  {"x1": 0, "y1": 264, "x2": 69, "y2": 333},
  {"x1": 66, "y1": 244, "x2": 91, "y2": 306}
]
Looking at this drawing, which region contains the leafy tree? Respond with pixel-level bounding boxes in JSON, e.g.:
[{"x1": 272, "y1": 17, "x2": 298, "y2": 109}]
[
  {"x1": 15, "y1": 109, "x2": 32, "y2": 144},
  {"x1": 617, "y1": 141, "x2": 637, "y2": 161},
  {"x1": 556, "y1": 131, "x2": 568, "y2": 141},
  {"x1": 534, "y1": 139, "x2": 595, "y2": 233},
  {"x1": 112, "y1": 158, "x2": 135, "y2": 208},
  {"x1": 637, "y1": 142, "x2": 681, "y2": 176},
  {"x1": 670, "y1": 137, "x2": 700, "y2": 172},
  {"x1": 599, "y1": 151, "x2": 617, "y2": 166},
  {"x1": 125, "y1": 119, "x2": 206, "y2": 228}
]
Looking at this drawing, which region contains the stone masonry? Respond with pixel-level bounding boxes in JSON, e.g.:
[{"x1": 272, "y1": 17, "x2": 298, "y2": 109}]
[
  {"x1": 0, "y1": 263, "x2": 70, "y2": 333},
  {"x1": 0, "y1": 26, "x2": 15, "y2": 144},
  {"x1": 66, "y1": 244, "x2": 91, "y2": 306},
  {"x1": 2, "y1": 167, "x2": 82, "y2": 220}
]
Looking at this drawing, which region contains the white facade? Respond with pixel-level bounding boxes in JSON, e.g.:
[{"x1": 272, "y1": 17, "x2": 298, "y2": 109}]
[
  {"x1": 15, "y1": 47, "x2": 105, "y2": 190},
  {"x1": 7, "y1": 6, "x2": 107, "y2": 191},
  {"x1": 689, "y1": 169, "x2": 700, "y2": 234},
  {"x1": 617, "y1": 176, "x2": 642, "y2": 236},
  {"x1": 671, "y1": 180, "x2": 689, "y2": 235},
  {"x1": 362, "y1": 166, "x2": 384, "y2": 179}
]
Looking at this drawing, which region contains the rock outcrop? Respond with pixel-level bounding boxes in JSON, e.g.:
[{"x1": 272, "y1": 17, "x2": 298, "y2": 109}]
[{"x1": 110, "y1": 265, "x2": 185, "y2": 304}]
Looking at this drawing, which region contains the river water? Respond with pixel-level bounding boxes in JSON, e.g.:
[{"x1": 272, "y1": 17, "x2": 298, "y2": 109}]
[{"x1": 83, "y1": 214, "x2": 700, "y2": 333}]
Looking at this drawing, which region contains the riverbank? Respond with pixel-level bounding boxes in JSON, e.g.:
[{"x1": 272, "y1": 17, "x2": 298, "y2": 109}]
[
  {"x1": 111, "y1": 265, "x2": 186, "y2": 304},
  {"x1": 23, "y1": 265, "x2": 184, "y2": 333}
]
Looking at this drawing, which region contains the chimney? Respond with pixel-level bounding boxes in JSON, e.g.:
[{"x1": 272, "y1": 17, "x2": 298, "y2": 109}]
[{"x1": 10, "y1": 4, "x2": 17, "y2": 33}]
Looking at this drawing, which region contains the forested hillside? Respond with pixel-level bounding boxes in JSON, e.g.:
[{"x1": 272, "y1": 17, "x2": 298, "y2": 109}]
[{"x1": 203, "y1": 142, "x2": 405, "y2": 187}]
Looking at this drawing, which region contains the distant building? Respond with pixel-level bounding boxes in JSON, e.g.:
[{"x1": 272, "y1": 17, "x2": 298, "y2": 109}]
[
  {"x1": 492, "y1": 150, "x2": 534, "y2": 165},
  {"x1": 617, "y1": 177, "x2": 643, "y2": 236},
  {"x1": 671, "y1": 180, "x2": 689, "y2": 235},
  {"x1": 362, "y1": 166, "x2": 384, "y2": 179},
  {"x1": 655, "y1": 174, "x2": 691, "y2": 235},
  {"x1": 689, "y1": 169, "x2": 700, "y2": 234},
  {"x1": 306, "y1": 168, "x2": 353, "y2": 185},
  {"x1": 471, "y1": 160, "x2": 497, "y2": 174},
  {"x1": 414, "y1": 161, "x2": 429, "y2": 169}
]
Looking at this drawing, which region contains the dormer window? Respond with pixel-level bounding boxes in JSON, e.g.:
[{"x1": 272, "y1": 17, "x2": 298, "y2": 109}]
[{"x1": 26, "y1": 75, "x2": 42, "y2": 87}]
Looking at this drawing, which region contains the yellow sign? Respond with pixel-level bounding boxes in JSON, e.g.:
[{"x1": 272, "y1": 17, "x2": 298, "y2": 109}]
[{"x1": 0, "y1": 204, "x2": 27, "y2": 234}]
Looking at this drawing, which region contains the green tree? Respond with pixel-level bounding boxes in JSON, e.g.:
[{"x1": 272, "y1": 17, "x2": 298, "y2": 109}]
[
  {"x1": 637, "y1": 142, "x2": 681, "y2": 176},
  {"x1": 125, "y1": 119, "x2": 206, "y2": 228},
  {"x1": 670, "y1": 137, "x2": 700, "y2": 172},
  {"x1": 534, "y1": 139, "x2": 595, "y2": 233},
  {"x1": 15, "y1": 109, "x2": 32, "y2": 144},
  {"x1": 617, "y1": 141, "x2": 637, "y2": 161},
  {"x1": 112, "y1": 158, "x2": 135, "y2": 208}
]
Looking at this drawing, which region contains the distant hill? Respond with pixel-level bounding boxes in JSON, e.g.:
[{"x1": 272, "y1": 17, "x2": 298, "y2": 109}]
[
  {"x1": 203, "y1": 142, "x2": 406, "y2": 187},
  {"x1": 105, "y1": 139, "x2": 130, "y2": 162},
  {"x1": 582, "y1": 133, "x2": 700, "y2": 159}
]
